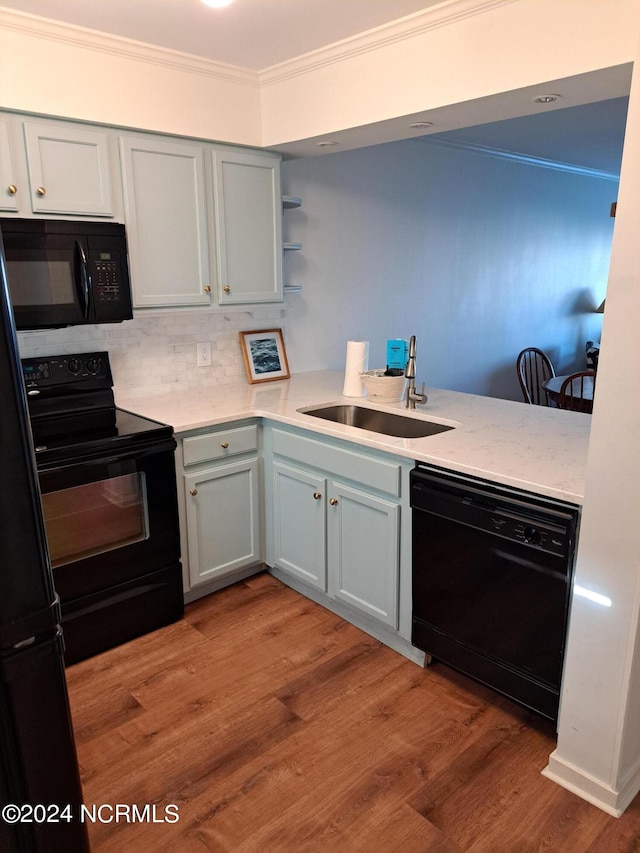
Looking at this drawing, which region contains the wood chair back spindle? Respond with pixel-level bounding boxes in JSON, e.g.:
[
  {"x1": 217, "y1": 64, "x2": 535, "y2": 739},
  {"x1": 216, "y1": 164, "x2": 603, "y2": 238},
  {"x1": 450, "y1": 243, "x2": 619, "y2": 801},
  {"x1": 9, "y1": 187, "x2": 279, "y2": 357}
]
[
  {"x1": 516, "y1": 348, "x2": 555, "y2": 406},
  {"x1": 557, "y1": 371, "x2": 596, "y2": 413}
]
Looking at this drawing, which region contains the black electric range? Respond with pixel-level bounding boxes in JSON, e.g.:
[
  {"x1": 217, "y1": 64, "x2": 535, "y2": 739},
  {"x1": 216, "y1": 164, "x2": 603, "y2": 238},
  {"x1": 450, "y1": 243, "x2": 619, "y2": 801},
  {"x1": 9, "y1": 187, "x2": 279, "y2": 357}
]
[
  {"x1": 21, "y1": 350, "x2": 184, "y2": 664},
  {"x1": 22, "y1": 351, "x2": 172, "y2": 466}
]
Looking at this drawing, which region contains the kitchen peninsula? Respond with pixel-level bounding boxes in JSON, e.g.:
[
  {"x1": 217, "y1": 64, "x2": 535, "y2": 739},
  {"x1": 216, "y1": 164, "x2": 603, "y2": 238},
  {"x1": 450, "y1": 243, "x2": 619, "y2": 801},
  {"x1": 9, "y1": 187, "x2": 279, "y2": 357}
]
[
  {"x1": 118, "y1": 370, "x2": 590, "y2": 504},
  {"x1": 116, "y1": 369, "x2": 588, "y2": 678}
]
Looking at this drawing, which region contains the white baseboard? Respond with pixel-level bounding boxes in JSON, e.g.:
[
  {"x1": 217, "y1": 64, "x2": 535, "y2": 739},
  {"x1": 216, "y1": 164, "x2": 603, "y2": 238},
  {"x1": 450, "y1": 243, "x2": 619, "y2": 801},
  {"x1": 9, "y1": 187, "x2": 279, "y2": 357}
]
[{"x1": 542, "y1": 750, "x2": 640, "y2": 817}]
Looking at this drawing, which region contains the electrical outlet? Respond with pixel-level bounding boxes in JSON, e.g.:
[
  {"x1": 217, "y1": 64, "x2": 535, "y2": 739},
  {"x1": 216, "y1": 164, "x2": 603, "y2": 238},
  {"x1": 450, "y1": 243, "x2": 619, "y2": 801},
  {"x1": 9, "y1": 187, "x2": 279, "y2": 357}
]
[{"x1": 197, "y1": 342, "x2": 212, "y2": 367}]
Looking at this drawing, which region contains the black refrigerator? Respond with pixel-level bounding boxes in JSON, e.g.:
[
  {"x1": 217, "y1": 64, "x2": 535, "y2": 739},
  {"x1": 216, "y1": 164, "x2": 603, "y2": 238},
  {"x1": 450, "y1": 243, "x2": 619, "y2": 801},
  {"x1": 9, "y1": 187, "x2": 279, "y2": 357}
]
[{"x1": 0, "y1": 234, "x2": 90, "y2": 851}]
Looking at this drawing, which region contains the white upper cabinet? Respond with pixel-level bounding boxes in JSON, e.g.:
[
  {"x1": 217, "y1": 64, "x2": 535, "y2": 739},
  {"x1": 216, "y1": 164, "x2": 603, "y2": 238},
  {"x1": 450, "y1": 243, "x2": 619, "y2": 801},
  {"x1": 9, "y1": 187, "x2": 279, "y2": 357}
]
[
  {"x1": 0, "y1": 120, "x2": 19, "y2": 212},
  {"x1": 120, "y1": 136, "x2": 212, "y2": 308},
  {"x1": 1, "y1": 109, "x2": 284, "y2": 310},
  {"x1": 212, "y1": 150, "x2": 283, "y2": 304},
  {"x1": 22, "y1": 122, "x2": 114, "y2": 216}
]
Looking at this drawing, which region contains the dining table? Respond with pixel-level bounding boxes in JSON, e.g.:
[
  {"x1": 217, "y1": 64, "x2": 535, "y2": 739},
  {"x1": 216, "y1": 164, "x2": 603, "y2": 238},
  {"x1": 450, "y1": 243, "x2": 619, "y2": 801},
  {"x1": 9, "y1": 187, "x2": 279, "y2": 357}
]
[{"x1": 542, "y1": 374, "x2": 595, "y2": 414}]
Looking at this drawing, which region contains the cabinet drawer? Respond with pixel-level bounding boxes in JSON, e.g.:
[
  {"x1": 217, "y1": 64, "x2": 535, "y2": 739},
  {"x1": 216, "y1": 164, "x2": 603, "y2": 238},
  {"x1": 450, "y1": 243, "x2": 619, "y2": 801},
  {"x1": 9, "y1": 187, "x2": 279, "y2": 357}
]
[
  {"x1": 271, "y1": 428, "x2": 401, "y2": 497},
  {"x1": 183, "y1": 425, "x2": 258, "y2": 465}
]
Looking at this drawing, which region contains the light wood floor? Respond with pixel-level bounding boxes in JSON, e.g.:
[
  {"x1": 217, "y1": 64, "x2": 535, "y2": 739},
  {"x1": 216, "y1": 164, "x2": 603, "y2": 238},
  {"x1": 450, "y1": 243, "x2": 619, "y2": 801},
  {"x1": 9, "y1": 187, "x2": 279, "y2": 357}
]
[{"x1": 66, "y1": 572, "x2": 640, "y2": 853}]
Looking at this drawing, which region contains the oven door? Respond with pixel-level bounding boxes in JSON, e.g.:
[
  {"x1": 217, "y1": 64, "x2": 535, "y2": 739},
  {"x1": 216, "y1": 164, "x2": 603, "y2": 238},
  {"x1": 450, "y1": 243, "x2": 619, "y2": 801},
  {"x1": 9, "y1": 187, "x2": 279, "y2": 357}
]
[{"x1": 37, "y1": 438, "x2": 183, "y2": 662}]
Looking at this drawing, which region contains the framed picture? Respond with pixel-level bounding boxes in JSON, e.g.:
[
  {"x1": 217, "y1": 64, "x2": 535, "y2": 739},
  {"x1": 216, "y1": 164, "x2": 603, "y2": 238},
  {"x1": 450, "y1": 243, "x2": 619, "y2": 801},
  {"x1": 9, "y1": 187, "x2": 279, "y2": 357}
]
[{"x1": 239, "y1": 329, "x2": 290, "y2": 384}]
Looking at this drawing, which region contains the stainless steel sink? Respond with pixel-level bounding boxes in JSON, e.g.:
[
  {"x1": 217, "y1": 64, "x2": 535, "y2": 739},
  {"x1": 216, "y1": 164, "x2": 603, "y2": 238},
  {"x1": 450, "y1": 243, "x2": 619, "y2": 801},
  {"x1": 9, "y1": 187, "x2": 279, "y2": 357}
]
[{"x1": 298, "y1": 404, "x2": 455, "y2": 439}]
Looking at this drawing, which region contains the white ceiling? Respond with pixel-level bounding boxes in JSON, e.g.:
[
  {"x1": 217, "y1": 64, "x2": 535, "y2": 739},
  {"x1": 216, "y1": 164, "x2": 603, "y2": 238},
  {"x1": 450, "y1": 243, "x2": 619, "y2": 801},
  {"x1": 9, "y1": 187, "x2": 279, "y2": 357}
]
[
  {"x1": 432, "y1": 97, "x2": 629, "y2": 176},
  {"x1": 0, "y1": 0, "x2": 631, "y2": 171},
  {"x1": 0, "y1": 0, "x2": 443, "y2": 69}
]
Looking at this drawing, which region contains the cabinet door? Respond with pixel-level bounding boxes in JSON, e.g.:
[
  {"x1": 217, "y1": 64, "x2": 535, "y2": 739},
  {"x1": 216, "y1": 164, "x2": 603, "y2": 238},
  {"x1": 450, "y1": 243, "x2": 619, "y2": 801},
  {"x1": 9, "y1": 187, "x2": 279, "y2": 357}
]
[
  {"x1": 212, "y1": 150, "x2": 282, "y2": 304},
  {"x1": 23, "y1": 122, "x2": 114, "y2": 216},
  {"x1": 184, "y1": 458, "x2": 260, "y2": 587},
  {"x1": 0, "y1": 121, "x2": 18, "y2": 212},
  {"x1": 327, "y1": 481, "x2": 400, "y2": 629},
  {"x1": 120, "y1": 136, "x2": 212, "y2": 308},
  {"x1": 272, "y1": 461, "x2": 327, "y2": 591}
]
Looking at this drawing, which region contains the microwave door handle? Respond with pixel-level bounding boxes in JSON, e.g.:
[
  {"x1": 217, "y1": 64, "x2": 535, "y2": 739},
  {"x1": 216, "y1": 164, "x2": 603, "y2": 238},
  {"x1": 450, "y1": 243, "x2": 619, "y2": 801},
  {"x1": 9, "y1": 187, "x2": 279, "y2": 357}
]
[{"x1": 74, "y1": 240, "x2": 91, "y2": 320}]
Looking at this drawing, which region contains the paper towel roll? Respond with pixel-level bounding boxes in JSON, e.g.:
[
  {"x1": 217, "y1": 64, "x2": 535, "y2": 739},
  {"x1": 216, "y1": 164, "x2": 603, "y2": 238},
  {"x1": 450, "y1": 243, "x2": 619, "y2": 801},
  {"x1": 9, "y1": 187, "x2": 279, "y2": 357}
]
[{"x1": 342, "y1": 340, "x2": 369, "y2": 397}]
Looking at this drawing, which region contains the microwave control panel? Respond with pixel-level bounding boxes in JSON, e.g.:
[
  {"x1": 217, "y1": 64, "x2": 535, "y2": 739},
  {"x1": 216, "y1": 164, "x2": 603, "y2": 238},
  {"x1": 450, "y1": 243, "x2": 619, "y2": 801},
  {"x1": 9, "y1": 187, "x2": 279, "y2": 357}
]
[{"x1": 92, "y1": 253, "x2": 124, "y2": 303}]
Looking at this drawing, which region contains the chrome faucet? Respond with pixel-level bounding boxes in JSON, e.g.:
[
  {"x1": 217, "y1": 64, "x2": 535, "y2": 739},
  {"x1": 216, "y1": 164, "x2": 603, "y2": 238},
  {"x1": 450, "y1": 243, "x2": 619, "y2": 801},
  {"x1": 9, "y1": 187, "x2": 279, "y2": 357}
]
[{"x1": 405, "y1": 335, "x2": 427, "y2": 409}]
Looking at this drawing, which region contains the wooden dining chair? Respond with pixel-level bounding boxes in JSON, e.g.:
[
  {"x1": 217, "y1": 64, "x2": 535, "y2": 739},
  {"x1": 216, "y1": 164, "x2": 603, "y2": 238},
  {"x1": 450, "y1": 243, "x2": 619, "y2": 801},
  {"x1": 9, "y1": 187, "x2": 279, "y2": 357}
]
[
  {"x1": 516, "y1": 347, "x2": 555, "y2": 405},
  {"x1": 557, "y1": 371, "x2": 596, "y2": 413}
]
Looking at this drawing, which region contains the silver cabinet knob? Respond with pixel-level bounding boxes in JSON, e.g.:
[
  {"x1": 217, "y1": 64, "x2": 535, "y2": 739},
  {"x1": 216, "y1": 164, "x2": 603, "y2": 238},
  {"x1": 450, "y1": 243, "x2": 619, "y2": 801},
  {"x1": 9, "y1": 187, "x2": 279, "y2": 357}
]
[
  {"x1": 189, "y1": 488, "x2": 198, "y2": 496},
  {"x1": 36, "y1": 186, "x2": 46, "y2": 197}
]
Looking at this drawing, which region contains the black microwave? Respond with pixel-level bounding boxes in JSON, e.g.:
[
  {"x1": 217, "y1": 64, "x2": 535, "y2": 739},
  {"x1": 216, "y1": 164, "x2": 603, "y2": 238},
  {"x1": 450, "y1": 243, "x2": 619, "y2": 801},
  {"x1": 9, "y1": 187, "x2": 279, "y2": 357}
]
[{"x1": 0, "y1": 217, "x2": 133, "y2": 331}]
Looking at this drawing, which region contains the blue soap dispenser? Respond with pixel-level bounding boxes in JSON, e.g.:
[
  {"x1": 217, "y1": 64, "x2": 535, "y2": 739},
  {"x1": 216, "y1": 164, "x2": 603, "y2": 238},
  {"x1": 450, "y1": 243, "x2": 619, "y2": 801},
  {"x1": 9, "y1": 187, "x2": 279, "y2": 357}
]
[{"x1": 385, "y1": 339, "x2": 408, "y2": 376}]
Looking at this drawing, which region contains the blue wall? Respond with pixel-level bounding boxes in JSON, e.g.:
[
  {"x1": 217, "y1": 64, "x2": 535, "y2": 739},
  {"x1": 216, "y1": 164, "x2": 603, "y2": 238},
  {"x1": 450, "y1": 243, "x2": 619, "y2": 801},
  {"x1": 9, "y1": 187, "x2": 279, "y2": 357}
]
[{"x1": 282, "y1": 137, "x2": 615, "y2": 401}]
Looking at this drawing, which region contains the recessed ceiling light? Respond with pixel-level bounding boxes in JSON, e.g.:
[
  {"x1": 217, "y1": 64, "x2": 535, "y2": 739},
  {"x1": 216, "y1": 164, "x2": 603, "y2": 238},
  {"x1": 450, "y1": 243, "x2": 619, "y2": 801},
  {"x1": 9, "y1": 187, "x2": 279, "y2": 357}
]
[
  {"x1": 317, "y1": 141, "x2": 338, "y2": 148},
  {"x1": 532, "y1": 94, "x2": 562, "y2": 104},
  {"x1": 201, "y1": 0, "x2": 235, "y2": 8},
  {"x1": 409, "y1": 121, "x2": 434, "y2": 129}
]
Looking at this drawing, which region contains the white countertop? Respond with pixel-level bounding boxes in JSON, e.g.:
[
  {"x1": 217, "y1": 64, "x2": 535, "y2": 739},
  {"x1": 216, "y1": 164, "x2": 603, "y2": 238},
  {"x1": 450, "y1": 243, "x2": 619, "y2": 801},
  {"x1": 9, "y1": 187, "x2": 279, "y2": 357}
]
[{"x1": 116, "y1": 371, "x2": 590, "y2": 504}]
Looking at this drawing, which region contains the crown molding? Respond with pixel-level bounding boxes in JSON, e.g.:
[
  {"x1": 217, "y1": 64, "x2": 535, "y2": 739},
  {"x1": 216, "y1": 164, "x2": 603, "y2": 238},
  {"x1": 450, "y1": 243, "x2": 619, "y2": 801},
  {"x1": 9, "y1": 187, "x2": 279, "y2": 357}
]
[
  {"x1": 259, "y1": 0, "x2": 516, "y2": 86},
  {"x1": 0, "y1": 7, "x2": 259, "y2": 87},
  {"x1": 0, "y1": 0, "x2": 515, "y2": 89},
  {"x1": 415, "y1": 135, "x2": 621, "y2": 181}
]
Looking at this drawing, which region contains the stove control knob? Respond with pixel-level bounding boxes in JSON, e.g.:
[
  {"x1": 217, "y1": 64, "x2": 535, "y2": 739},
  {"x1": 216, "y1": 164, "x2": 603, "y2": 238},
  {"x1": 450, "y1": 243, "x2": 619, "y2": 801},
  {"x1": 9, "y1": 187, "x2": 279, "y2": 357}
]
[
  {"x1": 524, "y1": 525, "x2": 542, "y2": 545},
  {"x1": 86, "y1": 358, "x2": 100, "y2": 375},
  {"x1": 68, "y1": 358, "x2": 81, "y2": 374}
]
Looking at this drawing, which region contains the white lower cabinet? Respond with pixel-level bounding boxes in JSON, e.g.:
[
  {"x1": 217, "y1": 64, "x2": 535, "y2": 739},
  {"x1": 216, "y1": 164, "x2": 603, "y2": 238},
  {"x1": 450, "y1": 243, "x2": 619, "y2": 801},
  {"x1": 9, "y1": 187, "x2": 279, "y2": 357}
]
[
  {"x1": 175, "y1": 417, "x2": 420, "y2": 663},
  {"x1": 272, "y1": 461, "x2": 399, "y2": 628},
  {"x1": 327, "y1": 479, "x2": 399, "y2": 629},
  {"x1": 272, "y1": 461, "x2": 327, "y2": 591},
  {"x1": 266, "y1": 425, "x2": 412, "y2": 639},
  {"x1": 178, "y1": 422, "x2": 262, "y2": 594}
]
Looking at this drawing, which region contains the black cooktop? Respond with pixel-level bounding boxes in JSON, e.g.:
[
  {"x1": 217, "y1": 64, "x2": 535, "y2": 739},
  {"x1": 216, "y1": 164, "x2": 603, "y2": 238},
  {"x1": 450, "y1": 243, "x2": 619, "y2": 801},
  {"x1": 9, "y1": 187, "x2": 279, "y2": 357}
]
[
  {"x1": 31, "y1": 407, "x2": 174, "y2": 468},
  {"x1": 21, "y1": 351, "x2": 174, "y2": 468}
]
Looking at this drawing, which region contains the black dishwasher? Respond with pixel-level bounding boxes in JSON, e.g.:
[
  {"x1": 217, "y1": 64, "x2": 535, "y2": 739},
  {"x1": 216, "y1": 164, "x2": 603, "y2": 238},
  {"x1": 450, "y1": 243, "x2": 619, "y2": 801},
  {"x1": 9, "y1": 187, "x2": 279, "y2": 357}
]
[{"x1": 411, "y1": 464, "x2": 579, "y2": 721}]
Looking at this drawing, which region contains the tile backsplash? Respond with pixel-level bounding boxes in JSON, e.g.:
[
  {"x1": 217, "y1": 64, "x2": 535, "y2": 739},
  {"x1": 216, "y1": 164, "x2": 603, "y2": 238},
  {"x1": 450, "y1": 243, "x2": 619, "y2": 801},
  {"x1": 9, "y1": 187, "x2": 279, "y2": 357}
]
[{"x1": 17, "y1": 308, "x2": 287, "y2": 398}]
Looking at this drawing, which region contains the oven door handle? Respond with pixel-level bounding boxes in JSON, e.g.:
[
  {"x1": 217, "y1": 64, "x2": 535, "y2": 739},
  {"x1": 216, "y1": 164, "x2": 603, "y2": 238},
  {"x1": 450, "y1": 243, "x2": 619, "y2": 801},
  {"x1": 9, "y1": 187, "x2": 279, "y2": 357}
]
[
  {"x1": 74, "y1": 239, "x2": 91, "y2": 321},
  {"x1": 39, "y1": 437, "x2": 177, "y2": 474}
]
